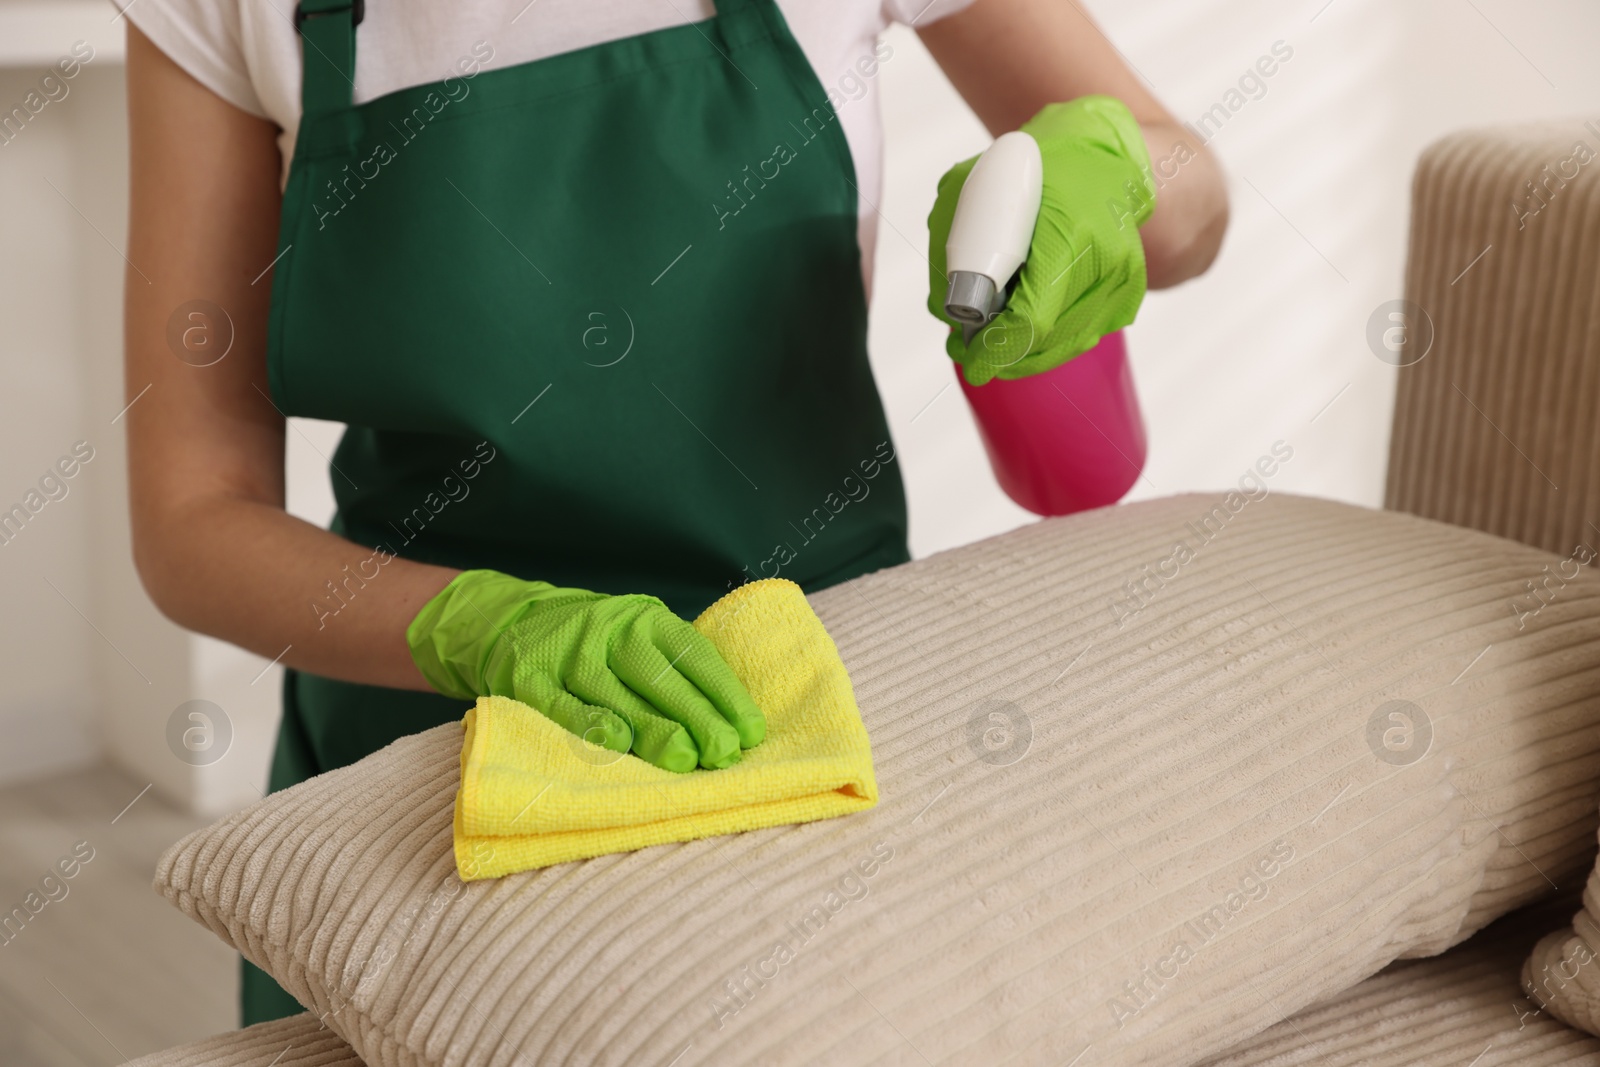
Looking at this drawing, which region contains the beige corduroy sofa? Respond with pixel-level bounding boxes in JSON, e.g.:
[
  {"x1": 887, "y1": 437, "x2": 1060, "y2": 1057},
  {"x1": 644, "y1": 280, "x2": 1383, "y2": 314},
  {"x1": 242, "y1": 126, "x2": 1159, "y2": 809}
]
[{"x1": 127, "y1": 121, "x2": 1600, "y2": 1067}]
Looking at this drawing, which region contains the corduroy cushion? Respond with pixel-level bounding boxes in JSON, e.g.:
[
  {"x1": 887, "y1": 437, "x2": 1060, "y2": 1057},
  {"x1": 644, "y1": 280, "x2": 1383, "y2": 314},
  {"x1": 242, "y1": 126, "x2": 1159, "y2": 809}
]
[
  {"x1": 1208, "y1": 896, "x2": 1600, "y2": 1067},
  {"x1": 125, "y1": 1013, "x2": 362, "y2": 1067},
  {"x1": 156, "y1": 493, "x2": 1600, "y2": 1067},
  {"x1": 1522, "y1": 826, "x2": 1600, "y2": 1034},
  {"x1": 126, "y1": 902, "x2": 1600, "y2": 1067}
]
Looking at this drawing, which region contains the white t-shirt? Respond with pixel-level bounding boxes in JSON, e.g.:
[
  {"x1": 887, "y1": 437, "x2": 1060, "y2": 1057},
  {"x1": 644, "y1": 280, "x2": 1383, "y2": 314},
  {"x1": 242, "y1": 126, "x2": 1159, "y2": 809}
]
[{"x1": 126, "y1": 0, "x2": 976, "y2": 291}]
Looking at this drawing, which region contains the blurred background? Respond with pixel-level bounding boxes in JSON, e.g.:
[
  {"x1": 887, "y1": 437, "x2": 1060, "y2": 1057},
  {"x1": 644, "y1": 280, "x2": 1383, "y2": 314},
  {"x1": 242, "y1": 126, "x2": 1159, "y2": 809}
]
[{"x1": 1, "y1": 0, "x2": 1598, "y2": 1060}]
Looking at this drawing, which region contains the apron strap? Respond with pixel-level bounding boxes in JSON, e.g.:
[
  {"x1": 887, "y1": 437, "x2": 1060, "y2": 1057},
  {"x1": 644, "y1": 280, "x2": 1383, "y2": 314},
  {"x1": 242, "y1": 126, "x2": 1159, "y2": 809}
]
[
  {"x1": 710, "y1": 0, "x2": 826, "y2": 114},
  {"x1": 711, "y1": 0, "x2": 782, "y2": 50},
  {"x1": 296, "y1": 0, "x2": 361, "y2": 116}
]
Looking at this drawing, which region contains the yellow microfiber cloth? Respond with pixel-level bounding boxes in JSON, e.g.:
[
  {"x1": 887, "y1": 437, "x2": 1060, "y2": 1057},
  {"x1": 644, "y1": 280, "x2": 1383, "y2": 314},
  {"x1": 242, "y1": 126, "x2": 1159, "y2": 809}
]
[{"x1": 452, "y1": 578, "x2": 878, "y2": 879}]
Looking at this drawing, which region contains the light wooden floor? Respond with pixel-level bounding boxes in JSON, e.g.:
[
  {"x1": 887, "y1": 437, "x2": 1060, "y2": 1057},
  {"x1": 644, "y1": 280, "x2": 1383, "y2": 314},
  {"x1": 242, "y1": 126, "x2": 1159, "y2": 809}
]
[{"x1": 0, "y1": 764, "x2": 238, "y2": 1066}]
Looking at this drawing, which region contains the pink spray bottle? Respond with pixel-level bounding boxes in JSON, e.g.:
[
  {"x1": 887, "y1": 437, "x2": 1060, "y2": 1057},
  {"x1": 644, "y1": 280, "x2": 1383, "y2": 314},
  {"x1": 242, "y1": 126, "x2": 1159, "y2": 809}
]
[{"x1": 943, "y1": 131, "x2": 1148, "y2": 517}]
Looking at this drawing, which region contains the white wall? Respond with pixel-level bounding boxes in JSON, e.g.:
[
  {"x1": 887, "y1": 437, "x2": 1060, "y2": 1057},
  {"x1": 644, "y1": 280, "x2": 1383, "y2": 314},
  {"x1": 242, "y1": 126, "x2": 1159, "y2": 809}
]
[
  {"x1": 0, "y1": 5, "x2": 284, "y2": 813},
  {"x1": 0, "y1": 56, "x2": 102, "y2": 782},
  {"x1": 2, "y1": 0, "x2": 1598, "y2": 811},
  {"x1": 0, "y1": 7, "x2": 126, "y2": 786},
  {"x1": 871, "y1": 0, "x2": 1600, "y2": 559}
]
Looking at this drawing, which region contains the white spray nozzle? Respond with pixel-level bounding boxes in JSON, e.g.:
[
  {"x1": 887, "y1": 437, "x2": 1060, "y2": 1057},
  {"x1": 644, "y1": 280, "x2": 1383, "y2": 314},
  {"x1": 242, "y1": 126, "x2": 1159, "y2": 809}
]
[{"x1": 944, "y1": 130, "x2": 1044, "y2": 333}]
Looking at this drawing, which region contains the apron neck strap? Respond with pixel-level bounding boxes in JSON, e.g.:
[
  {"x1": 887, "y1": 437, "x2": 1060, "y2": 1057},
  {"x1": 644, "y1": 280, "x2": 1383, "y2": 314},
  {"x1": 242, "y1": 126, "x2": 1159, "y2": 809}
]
[
  {"x1": 709, "y1": 0, "x2": 780, "y2": 49},
  {"x1": 296, "y1": 0, "x2": 362, "y2": 116}
]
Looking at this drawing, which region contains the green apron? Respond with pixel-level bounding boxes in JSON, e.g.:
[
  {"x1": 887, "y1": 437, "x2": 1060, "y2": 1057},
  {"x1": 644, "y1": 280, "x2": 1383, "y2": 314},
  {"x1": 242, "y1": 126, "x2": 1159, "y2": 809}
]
[{"x1": 244, "y1": 0, "x2": 910, "y2": 1024}]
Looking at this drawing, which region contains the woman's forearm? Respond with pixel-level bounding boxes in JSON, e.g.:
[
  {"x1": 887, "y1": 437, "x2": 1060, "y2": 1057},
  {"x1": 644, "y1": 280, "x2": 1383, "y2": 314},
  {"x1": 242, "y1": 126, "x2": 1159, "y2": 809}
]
[
  {"x1": 125, "y1": 25, "x2": 455, "y2": 693},
  {"x1": 1137, "y1": 120, "x2": 1229, "y2": 289},
  {"x1": 133, "y1": 494, "x2": 456, "y2": 691}
]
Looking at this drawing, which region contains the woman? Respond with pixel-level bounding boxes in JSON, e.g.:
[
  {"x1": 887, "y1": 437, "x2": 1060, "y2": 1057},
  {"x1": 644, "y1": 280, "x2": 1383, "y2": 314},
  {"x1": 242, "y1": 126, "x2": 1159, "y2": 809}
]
[{"x1": 124, "y1": 0, "x2": 1226, "y2": 1024}]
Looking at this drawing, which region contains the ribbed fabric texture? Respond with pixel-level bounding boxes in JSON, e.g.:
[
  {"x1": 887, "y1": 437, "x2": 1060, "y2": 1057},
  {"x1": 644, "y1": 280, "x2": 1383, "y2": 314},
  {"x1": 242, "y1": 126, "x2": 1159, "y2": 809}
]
[
  {"x1": 1523, "y1": 833, "x2": 1600, "y2": 1035},
  {"x1": 454, "y1": 578, "x2": 877, "y2": 878},
  {"x1": 124, "y1": 1013, "x2": 362, "y2": 1067},
  {"x1": 1206, "y1": 897, "x2": 1600, "y2": 1066},
  {"x1": 1385, "y1": 120, "x2": 1600, "y2": 1039},
  {"x1": 1385, "y1": 117, "x2": 1600, "y2": 555},
  {"x1": 126, "y1": 905, "x2": 1600, "y2": 1067},
  {"x1": 155, "y1": 494, "x2": 1600, "y2": 1067}
]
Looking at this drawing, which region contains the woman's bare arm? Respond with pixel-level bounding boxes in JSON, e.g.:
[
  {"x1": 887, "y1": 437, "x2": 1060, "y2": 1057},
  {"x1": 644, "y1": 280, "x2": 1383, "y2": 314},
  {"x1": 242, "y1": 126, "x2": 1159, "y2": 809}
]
[
  {"x1": 919, "y1": 0, "x2": 1229, "y2": 288},
  {"x1": 125, "y1": 25, "x2": 456, "y2": 690}
]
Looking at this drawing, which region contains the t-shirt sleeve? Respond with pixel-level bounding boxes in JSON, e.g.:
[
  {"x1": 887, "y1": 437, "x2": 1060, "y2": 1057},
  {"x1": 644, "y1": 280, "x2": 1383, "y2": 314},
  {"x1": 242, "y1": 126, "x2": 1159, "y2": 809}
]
[
  {"x1": 123, "y1": 0, "x2": 269, "y2": 118},
  {"x1": 882, "y1": 0, "x2": 980, "y2": 27}
]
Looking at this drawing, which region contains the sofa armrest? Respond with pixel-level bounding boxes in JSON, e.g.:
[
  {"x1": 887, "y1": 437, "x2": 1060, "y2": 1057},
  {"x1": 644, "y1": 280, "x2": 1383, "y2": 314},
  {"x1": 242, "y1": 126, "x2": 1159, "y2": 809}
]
[{"x1": 1385, "y1": 118, "x2": 1600, "y2": 554}]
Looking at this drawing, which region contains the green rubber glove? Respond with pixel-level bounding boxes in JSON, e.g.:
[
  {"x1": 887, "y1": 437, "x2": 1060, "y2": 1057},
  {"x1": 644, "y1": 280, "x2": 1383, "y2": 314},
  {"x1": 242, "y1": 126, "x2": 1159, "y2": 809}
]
[
  {"x1": 406, "y1": 570, "x2": 766, "y2": 772},
  {"x1": 927, "y1": 96, "x2": 1157, "y2": 386}
]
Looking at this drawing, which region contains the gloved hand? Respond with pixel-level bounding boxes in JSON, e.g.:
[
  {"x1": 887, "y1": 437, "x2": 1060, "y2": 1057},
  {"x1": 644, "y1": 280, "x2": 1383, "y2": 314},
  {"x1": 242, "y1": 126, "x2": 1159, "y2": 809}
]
[
  {"x1": 406, "y1": 570, "x2": 766, "y2": 772},
  {"x1": 927, "y1": 96, "x2": 1156, "y2": 386}
]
